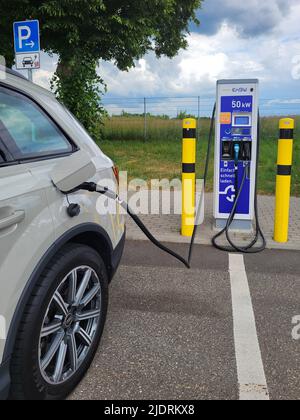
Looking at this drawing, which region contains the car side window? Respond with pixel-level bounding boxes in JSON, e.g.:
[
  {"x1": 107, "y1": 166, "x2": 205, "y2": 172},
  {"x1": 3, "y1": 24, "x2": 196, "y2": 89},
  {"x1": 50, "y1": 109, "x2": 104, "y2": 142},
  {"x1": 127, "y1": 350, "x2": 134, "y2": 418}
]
[{"x1": 0, "y1": 87, "x2": 73, "y2": 160}]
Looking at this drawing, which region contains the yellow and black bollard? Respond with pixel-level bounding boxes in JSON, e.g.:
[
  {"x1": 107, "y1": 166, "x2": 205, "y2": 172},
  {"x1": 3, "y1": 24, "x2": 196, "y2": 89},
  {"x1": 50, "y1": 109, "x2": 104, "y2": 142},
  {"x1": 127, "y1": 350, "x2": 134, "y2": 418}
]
[
  {"x1": 274, "y1": 118, "x2": 295, "y2": 243},
  {"x1": 182, "y1": 118, "x2": 197, "y2": 237}
]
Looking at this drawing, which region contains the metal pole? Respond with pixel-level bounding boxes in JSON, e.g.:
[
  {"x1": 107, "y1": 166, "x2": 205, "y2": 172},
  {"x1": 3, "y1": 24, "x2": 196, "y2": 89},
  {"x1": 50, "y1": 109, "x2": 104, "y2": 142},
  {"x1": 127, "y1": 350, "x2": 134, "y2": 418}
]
[
  {"x1": 274, "y1": 118, "x2": 295, "y2": 243},
  {"x1": 144, "y1": 97, "x2": 147, "y2": 142},
  {"x1": 28, "y1": 68, "x2": 33, "y2": 82}
]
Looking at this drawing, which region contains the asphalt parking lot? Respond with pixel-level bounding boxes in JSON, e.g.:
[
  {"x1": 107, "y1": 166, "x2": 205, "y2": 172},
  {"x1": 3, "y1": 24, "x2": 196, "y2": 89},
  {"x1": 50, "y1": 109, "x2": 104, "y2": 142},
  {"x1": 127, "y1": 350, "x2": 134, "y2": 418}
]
[{"x1": 71, "y1": 241, "x2": 300, "y2": 400}]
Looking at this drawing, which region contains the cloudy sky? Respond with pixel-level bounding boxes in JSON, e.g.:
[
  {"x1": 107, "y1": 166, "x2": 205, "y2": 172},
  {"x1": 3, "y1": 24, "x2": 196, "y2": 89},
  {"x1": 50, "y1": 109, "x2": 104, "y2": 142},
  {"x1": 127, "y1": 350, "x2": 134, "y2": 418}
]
[{"x1": 31, "y1": 0, "x2": 300, "y2": 112}]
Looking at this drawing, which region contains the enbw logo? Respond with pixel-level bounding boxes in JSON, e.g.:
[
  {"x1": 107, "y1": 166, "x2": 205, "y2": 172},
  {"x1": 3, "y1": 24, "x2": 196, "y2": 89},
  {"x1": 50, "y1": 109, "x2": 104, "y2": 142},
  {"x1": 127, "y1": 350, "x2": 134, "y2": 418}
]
[{"x1": 232, "y1": 87, "x2": 248, "y2": 93}]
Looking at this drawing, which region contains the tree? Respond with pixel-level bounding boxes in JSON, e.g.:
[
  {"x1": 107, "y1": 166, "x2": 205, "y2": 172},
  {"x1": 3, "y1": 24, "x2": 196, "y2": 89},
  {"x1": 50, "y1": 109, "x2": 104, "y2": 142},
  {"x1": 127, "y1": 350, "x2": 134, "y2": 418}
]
[{"x1": 0, "y1": 0, "x2": 201, "y2": 137}]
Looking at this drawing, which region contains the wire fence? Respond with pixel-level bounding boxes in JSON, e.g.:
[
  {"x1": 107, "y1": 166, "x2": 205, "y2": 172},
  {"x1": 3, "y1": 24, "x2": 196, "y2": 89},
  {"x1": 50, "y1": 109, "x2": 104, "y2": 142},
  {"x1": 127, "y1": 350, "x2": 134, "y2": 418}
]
[{"x1": 101, "y1": 96, "x2": 300, "y2": 142}]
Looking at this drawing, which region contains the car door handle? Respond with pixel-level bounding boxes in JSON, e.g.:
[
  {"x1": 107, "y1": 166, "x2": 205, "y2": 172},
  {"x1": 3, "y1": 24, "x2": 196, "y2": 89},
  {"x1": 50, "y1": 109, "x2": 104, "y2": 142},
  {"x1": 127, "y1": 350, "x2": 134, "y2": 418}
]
[{"x1": 0, "y1": 210, "x2": 25, "y2": 231}]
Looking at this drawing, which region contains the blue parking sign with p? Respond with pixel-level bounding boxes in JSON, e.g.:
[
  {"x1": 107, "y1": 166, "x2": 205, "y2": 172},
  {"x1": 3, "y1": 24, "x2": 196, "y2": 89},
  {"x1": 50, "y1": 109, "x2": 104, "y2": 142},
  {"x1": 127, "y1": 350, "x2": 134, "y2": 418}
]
[{"x1": 13, "y1": 20, "x2": 40, "y2": 53}]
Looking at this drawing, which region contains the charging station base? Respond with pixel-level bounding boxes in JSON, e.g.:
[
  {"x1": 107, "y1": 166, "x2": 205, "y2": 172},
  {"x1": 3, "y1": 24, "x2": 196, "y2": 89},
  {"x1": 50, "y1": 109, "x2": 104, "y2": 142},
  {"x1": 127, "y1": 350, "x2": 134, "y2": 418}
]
[{"x1": 215, "y1": 219, "x2": 253, "y2": 232}]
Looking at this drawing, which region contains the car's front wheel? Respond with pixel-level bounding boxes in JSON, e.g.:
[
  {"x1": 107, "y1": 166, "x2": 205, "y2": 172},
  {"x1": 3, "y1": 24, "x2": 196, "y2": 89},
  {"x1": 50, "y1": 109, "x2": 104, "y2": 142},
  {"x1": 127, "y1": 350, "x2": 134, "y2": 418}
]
[{"x1": 10, "y1": 244, "x2": 108, "y2": 400}]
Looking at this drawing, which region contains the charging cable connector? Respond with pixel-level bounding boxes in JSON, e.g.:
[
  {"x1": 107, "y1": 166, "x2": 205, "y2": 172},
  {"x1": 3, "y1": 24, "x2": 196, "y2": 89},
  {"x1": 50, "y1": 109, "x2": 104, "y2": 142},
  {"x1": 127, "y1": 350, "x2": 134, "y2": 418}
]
[{"x1": 234, "y1": 143, "x2": 240, "y2": 167}]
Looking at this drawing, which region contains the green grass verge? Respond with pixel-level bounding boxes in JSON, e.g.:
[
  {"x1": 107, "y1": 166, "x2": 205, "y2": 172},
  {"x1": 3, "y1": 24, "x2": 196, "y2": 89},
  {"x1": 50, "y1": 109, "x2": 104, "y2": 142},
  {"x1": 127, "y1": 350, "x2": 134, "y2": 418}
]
[{"x1": 97, "y1": 116, "x2": 300, "y2": 196}]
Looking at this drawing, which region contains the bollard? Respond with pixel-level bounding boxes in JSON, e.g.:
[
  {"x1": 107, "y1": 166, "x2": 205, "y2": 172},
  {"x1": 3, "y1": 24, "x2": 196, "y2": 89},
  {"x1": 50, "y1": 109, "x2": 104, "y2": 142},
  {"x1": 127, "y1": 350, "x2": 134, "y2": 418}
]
[
  {"x1": 182, "y1": 118, "x2": 197, "y2": 237},
  {"x1": 274, "y1": 118, "x2": 295, "y2": 243}
]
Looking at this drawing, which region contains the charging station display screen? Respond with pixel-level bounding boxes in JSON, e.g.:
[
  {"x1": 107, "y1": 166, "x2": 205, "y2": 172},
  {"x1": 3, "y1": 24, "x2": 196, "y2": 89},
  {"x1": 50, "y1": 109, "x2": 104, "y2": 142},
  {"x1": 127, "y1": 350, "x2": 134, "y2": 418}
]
[
  {"x1": 233, "y1": 116, "x2": 250, "y2": 126},
  {"x1": 232, "y1": 127, "x2": 251, "y2": 135},
  {"x1": 232, "y1": 128, "x2": 243, "y2": 135}
]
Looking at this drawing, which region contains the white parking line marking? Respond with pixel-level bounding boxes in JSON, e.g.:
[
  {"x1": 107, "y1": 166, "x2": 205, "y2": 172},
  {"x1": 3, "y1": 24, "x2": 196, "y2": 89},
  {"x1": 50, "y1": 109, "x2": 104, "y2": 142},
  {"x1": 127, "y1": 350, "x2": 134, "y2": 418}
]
[{"x1": 229, "y1": 254, "x2": 270, "y2": 400}]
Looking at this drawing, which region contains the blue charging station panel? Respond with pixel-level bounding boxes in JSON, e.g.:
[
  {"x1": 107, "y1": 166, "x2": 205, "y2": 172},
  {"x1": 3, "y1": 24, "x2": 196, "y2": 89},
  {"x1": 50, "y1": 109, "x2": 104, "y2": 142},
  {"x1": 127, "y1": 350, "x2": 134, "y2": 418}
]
[{"x1": 214, "y1": 80, "x2": 259, "y2": 230}]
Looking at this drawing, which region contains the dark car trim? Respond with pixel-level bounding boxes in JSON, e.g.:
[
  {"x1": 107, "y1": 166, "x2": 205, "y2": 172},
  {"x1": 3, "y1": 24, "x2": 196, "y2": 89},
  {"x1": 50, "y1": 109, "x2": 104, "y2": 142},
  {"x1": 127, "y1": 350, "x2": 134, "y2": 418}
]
[
  {"x1": 0, "y1": 360, "x2": 10, "y2": 400},
  {"x1": 111, "y1": 227, "x2": 126, "y2": 278},
  {"x1": 0, "y1": 223, "x2": 125, "y2": 399}
]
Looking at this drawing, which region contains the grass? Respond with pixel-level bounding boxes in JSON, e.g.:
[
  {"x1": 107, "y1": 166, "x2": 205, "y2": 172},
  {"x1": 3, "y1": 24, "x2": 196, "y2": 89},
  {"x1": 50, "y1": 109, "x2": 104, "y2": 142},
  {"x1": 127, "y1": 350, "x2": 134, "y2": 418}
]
[{"x1": 97, "y1": 116, "x2": 300, "y2": 196}]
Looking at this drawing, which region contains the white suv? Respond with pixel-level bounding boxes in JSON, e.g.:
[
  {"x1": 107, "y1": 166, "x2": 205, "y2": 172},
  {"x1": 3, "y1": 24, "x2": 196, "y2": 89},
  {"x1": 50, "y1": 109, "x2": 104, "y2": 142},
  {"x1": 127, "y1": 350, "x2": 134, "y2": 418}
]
[{"x1": 0, "y1": 67, "x2": 125, "y2": 400}]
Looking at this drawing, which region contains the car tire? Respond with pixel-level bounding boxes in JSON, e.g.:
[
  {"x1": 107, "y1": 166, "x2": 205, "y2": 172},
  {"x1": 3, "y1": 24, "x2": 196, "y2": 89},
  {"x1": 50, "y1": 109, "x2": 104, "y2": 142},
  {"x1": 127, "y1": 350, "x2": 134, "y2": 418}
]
[{"x1": 9, "y1": 244, "x2": 109, "y2": 400}]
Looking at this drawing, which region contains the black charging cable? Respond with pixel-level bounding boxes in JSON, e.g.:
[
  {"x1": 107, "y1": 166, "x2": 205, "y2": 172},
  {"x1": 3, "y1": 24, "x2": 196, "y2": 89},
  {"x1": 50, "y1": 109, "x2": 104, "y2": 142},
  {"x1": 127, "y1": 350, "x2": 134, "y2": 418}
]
[
  {"x1": 69, "y1": 183, "x2": 191, "y2": 268},
  {"x1": 187, "y1": 104, "x2": 216, "y2": 265},
  {"x1": 63, "y1": 106, "x2": 217, "y2": 269}
]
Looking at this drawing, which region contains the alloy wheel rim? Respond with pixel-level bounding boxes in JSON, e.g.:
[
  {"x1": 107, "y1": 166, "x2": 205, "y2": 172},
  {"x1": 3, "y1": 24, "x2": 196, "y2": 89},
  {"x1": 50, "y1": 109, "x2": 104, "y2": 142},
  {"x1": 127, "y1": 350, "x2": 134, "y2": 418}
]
[{"x1": 38, "y1": 266, "x2": 101, "y2": 385}]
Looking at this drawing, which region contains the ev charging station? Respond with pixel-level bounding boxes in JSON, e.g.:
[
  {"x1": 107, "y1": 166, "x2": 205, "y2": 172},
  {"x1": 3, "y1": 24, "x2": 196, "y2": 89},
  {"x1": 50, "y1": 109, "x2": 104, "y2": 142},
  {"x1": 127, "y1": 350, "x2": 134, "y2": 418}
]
[{"x1": 213, "y1": 79, "x2": 259, "y2": 231}]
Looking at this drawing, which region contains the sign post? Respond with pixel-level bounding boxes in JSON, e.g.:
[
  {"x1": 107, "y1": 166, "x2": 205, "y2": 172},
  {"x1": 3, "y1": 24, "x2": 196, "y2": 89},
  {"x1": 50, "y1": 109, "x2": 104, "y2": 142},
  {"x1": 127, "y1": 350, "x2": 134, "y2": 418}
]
[{"x1": 13, "y1": 20, "x2": 40, "y2": 81}]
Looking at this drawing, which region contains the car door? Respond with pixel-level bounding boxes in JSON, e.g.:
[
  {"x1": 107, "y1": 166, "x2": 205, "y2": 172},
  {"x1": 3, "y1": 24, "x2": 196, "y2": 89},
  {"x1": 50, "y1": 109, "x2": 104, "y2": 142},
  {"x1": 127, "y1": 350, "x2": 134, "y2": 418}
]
[{"x1": 0, "y1": 159, "x2": 56, "y2": 363}]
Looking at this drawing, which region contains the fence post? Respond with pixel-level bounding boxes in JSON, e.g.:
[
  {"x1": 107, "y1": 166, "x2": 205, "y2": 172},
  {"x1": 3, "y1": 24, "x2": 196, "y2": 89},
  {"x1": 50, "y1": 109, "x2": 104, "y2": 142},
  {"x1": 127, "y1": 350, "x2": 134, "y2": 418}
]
[
  {"x1": 274, "y1": 118, "x2": 295, "y2": 243},
  {"x1": 182, "y1": 118, "x2": 197, "y2": 237}
]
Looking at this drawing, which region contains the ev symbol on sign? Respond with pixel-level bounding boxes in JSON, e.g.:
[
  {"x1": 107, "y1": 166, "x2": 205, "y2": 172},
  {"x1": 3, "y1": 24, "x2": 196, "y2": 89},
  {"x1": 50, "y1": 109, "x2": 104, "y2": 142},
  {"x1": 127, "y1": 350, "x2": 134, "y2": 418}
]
[
  {"x1": 220, "y1": 185, "x2": 236, "y2": 203},
  {"x1": 13, "y1": 20, "x2": 40, "y2": 54}
]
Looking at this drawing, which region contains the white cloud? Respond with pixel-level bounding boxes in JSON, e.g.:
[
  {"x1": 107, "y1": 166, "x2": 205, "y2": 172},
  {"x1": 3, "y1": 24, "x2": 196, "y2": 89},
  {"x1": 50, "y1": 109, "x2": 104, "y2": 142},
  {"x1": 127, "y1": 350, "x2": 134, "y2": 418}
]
[
  {"x1": 21, "y1": 1, "x2": 300, "y2": 108},
  {"x1": 195, "y1": 0, "x2": 299, "y2": 36},
  {"x1": 102, "y1": 2, "x2": 300, "y2": 100}
]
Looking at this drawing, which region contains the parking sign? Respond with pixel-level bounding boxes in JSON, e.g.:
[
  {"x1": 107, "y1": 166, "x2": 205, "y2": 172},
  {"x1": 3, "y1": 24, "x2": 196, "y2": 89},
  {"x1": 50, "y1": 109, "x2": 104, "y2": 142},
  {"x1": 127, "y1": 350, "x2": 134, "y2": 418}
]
[{"x1": 13, "y1": 20, "x2": 40, "y2": 54}]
